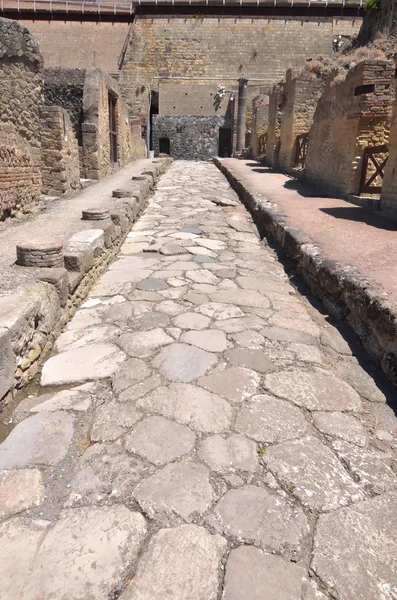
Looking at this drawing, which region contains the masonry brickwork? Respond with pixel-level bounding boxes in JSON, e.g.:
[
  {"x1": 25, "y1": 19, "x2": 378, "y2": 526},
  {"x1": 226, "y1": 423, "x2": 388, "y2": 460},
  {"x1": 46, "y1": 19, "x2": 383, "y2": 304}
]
[
  {"x1": 305, "y1": 60, "x2": 394, "y2": 197},
  {"x1": 381, "y1": 84, "x2": 397, "y2": 215},
  {"x1": 40, "y1": 106, "x2": 80, "y2": 195},
  {"x1": 120, "y1": 15, "x2": 362, "y2": 120},
  {"x1": 0, "y1": 18, "x2": 43, "y2": 218},
  {"x1": 278, "y1": 68, "x2": 328, "y2": 173}
]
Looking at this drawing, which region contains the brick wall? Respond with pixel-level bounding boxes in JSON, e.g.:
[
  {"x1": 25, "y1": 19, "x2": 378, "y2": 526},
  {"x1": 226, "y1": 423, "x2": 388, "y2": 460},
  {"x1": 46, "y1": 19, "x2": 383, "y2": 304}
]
[
  {"x1": 305, "y1": 60, "x2": 394, "y2": 197},
  {"x1": 278, "y1": 68, "x2": 327, "y2": 173},
  {"x1": 20, "y1": 20, "x2": 130, "y2": 71},
  {"x1": 0, "y1": 17, "x2": 43, "y2": 218},
  {"x1": 380, "y1": 85, "x2": 397, "y2": 215},
  {"x1": 40, "y1": 106, "x2": 80, "y2": 195},
  {"x1": 121, "y1": 15, "x2": 362, "y2": 120}
]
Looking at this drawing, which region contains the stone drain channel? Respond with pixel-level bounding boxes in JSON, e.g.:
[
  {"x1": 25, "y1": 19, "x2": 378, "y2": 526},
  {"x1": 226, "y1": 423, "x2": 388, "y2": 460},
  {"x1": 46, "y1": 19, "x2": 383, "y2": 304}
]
[{"x1": 0, "y1": 161, "x2": 396, "y2": 599}]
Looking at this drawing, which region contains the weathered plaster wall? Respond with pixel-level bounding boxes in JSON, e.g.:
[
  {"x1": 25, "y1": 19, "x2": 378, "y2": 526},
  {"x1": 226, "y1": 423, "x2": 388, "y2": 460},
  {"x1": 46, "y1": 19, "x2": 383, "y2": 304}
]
[
  {"x1": 0, "y1": 17, "x2": 43, "y2": 218},
  {"x1": 266, "y1": 82, "x2": 284, "y2": 167},
  {"x1": 40, "y1": 106, "x2": 80, "y2": 195},
  {"x1": 251, "y1": 95, "x2": 269, "y2": 158},
  {"x1": 152, "y1": 115, "x2": 225, "y2": 160},
  {"x1": 305, "y1": 60, "x2": 394, "y2": 197},
  {"x1": 278, "y1": 68, "x2": 327, "y2": 172}
]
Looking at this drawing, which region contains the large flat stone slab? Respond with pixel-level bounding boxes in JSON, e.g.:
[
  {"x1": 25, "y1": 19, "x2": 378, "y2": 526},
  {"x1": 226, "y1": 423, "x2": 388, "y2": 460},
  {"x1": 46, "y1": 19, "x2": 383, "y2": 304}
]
[
  {"x1": 152, "y1": 343, "x2": 217, "y2": 382},
  {"x1": 211, "y1": 485, "x2": 308, "y2": 558},
  {"x1": 121, "y1": 524, "x2": 226, "y2": 600},
  {"x1": 134, "y1": 461, "x2": 215, "y2": 522},
  {"x1": 210, "y1": 289, "x2": 270, "y2": 308},
  {"x1": 0, "y1": 469, "x2": 44, "y2": 520},
  {"x1": 312, "y1": 490, "x2": 397, "y2": 600},
  {"x1": 41, "y1": 343, "x2": 126, "y2": 386},
  {"x1": 198, "y1": 434, "x2": 258, "y2": 473},
  {"x1": 0, "y1": 506, "x2": 147, "y2": 600},
  {"x1": 126, "y1": 416, "x2": 195, "y2": 465},
  {"x1": 181, "y1": 329, "x2": 228, "y2": 352},
  {"x1": 0, "y1": 328, "x2": 14, "y2": 399},
  {"x1": 112, "y1": 357, "x2": 152, "y2": 394},
  {"x1": 313, "y1": 412, "x2": 367, "y2": 447},
  {"x1": 223, "y1": 546, "x2": 307, "y2": 600},
  {"x1": 235, "y1": 394, "x2": 308, "y2": 443},
  {"x1": 137, "y1": 383, "x2": 233, "y2": 433},
  {"x1": 225, "y1": 348, "x2": 274, "y2": 374},
  {"x1": 91, "y1": 400, "x2": 142, "y2": 442},
  {"x1": 117, "y1": 328, "x2": 173, "y2": 358},
  {"x1": 264, "y1": 371, "x2": 362, "y2": 412},
  {"x1": 197, "y1": 366, "x2": 260, "y2": 404},
  {"x1": 0, "y1": 411, "x2": 74, "y2": 469},
  {"x1": 265, "y1": 436, "x2": 363, "y2": 511}
]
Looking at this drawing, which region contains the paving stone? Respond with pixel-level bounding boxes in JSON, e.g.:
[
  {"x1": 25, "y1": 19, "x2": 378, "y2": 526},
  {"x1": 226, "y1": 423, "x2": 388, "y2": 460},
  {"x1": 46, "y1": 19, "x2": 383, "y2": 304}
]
[
  {"x1": 197, "y1": 366, "x2": 260, "y2": 403},
  {"x1": 157, "y1": 299, "x2": 186, "y2": 315},
  {"x1": 198, "y1": 434, "x2": 258, "y2": 473},
  {"x1": 186, "y1": 269, "x2": 220, "y2": 284},
  {"x1": 0, "y1": 411, "x2": 74, "y2": 469},
  {"x1": 117, "y1": 328, "x2": 173, "y2": 358},
  {"x1": 130, "y1": 311, "x2": 171, "y2": 331},
  {"x1": 120, "y1": 524, "x2": 226, "y2": 600},
  {"x1": 270, "y1": 313, "x2": 320, "y2": 337},
  {"x1": 41, "y1": 343, "x2": 126, "y2": 386},
  {"x1": 368, "y1": 402, "x2": 397, "y2": 432},
  {"x1": 27, "y1": 388, "x2": 91, "y2": 413},
  {"x1": 126, "y1": 416, "x2": 195, "y2": 465},
  {"x1": 198, "y1": 302, "x2": 244, "y2": 320},
  {"x1": 332, "y1": 439, "x2": 397, "y2": 494},
  {"x1": 0, "y1": 469, "x2": 44, "y2": 520},
  {"x1": 91, "y1": 400, "x2": 142, "y2": 442},
  {"x1": 137, "y1": 380, "x2": 233, "y2": 432},
  {"x1": 136, "y1": 278, "x2": 168, "y2": 290},
  {"x1": 112, "y1": 357, "x2": 152, "y2": 394},
  {"x1": 261, "y1": 326, "x2": 317, "y2": 345},
  {"x1": 211, "y1": 484, "x2": 308, "y2": 557},
  {"x1": 236, "y1": 275, "x2": 287, "y2": 293},
  {"x1": 174, "y1": 312, "x2": 211, "y2": 329},
  {"x1": 313, "y1": 412, "x2": 367, "y2": 447},
  {"x1": 303, "y1": 580, "x2": 327, "y2": 600},
  {"x1": 265, "y1": 436, "x2": 363, "y2": 511},
  {"x1": 210, "y1": 289, "x2": 270, "y2": 308},
  {"x1": 312, "y1": 490, "x2": 397, "y2": 600},
  {"x1": 67, "y1": 440, "x2": 148, "y2": 505},
  {"x1": 152, "y1": 343, "x2": 217, "y2": 382},
  {"x1": 290, "y1": 342, "x2": 323, "y2": 364},
  {"x1": 181, "y1": 329, "x2": 228, "y2": 352},
  {"x1": 265, "y1": 370, "x2": 362, "y2": 412},
  {"x1": 118, "y1": 374, "x2": 163, "y2": 403},
  {"x1": 188, "y1": 246, "x2": 217, "y2": 258},
  {"x1": 134, "y1": 461, "x2": 215, "y2": 522},
  {"x1": 336, "y1": 362, "x2": 387, "y2": 402},
  {"x1": 225, "y1": 348, "x2": 274, "y2": 373},
  {"x1": 320, "y1": 327, "x2": 353, "y2": 355},
  {"x1": 223, "y1": 546, "x2": 307, "y2": 600},
  {"x1": 101, "y1": 268, "x2": 152, "y2": 284},
  {"x1": 235, "y1": 394, "x2": 308, "y2": 443},
  {"x1": 55, "y1": 324, "x2": 121, "y2": 352},
  {"x1": 0, "y1": 506, "x2": 147, "y2": 600},
  {"x1": 196, "y1": 238, "x2": 226, "y2": 250},
  {"x1": 231, "y1": 330, "x2": 265, "y2": 348},
  {"x1": 103, "y1": 302, "x2": 135, "y2": 324},
  {"x1": 159, "y1": 243, "x2": 186, "y2": 255},
  {"x1": 214, "y1": 315, "x2": 264, "y2": 333}
]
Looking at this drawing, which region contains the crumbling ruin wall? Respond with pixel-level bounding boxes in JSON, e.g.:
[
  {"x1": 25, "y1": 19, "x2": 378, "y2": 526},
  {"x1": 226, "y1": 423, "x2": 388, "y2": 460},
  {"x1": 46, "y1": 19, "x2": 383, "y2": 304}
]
[
  {"x1": 0, "y1": 17, "x2": 43, "y2": 218},
  {"x1": 381, "y1": 87, "x2": 397, "y2": 214},
  {"x1": 266, "y1": 83, "x2": 284, "y2": 168},
  {"x1": 305, "y1": 60, "x2": 394, "y2": 197},
  {"x1": 278, "y1": 68, "x2": 327, "y2": 173},
  {"x1": 40, "y1": 106, "x2": 80, "y2": 195},
  {"x1": 251, "y1": 95, "x2": 269, "y2": 158}
]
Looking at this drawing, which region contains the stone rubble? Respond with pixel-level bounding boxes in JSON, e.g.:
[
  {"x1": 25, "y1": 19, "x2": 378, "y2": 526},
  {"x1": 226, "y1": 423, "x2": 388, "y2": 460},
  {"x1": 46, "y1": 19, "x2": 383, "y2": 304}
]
[{"x1": 0, "y1": 161, "x2": 396, "y2": 599}]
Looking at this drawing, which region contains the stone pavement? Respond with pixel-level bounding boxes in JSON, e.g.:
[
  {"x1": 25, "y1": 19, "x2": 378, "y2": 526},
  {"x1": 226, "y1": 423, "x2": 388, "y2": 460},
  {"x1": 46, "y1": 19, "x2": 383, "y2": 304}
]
[
  {"x1": 222, "y1": 159, "x2": 397, "y2": 299},
  {"x1": 1, "y1": 161, "x2": 397, "y2": 600}
]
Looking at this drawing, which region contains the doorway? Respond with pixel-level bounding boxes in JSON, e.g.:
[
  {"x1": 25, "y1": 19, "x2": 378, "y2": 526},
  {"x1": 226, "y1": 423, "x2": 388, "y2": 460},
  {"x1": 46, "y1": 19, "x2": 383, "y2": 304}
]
[
  {"x1": 218, "y1": 127, "x2": 232, "y2": 157},
  {"x1": 108, "y1": 93, "x2": 118, "y2": 166},
  {"x1": 159, "y1": 137, "x2": 170, "y2": 155}
]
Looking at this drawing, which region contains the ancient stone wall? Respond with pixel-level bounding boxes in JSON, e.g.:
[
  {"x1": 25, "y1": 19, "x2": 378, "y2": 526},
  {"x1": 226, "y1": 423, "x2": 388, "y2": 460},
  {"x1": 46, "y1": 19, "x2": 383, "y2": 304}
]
[
  {"x1": 266, "y1": 82, "x2": 285, "y2": 167},
  {"x1": 152, "y1": 115, "x2": 225, "y2": 160},
  {"x1": 381, "y1": 86, "x2": 397, "y2": 215},
  {"x1": 121, "y1": 15, "x2": 362, "y2": 119},
  {"x1": 251, "y1": 95, "x2": 269, "y2": 158},
  {"x1": 278, "y1": 68, "x2": 327, "y2": 173},
  {"x1": 305, "y1": 60, "x2": 394, "y2": 197},
  {"x1": 40, "y1": 106, "x2": 80, "y2": 195},
  {"x1": 0, "y1": 17, "x2": 43, "y2": 218},
  {"x1": 20, "y1": 19, "x2": 130, "y2": 71},
  {"x1": 44, "y1": 68, "x2": 86, "y2": 144}
]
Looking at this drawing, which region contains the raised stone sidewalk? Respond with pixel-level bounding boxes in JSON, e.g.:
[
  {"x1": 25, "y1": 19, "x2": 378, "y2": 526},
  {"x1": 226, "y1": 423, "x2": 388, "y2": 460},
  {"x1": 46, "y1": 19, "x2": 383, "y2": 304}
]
[{"x1": 0, "y1": 161, "x2": 396, "y2": 599}]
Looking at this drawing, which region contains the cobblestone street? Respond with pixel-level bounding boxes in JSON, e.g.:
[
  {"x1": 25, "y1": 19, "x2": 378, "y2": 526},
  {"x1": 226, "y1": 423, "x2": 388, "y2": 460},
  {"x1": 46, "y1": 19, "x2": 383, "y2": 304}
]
[{"x1": 1, "y1": 161, "x2": 396, "y2": 599}]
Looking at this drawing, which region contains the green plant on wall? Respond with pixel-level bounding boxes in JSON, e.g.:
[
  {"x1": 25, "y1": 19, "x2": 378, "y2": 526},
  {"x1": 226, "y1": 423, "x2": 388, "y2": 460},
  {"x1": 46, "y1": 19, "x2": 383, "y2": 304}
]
[{"x1": 364, "y1": 0, "x2": 380, "y2": 12}]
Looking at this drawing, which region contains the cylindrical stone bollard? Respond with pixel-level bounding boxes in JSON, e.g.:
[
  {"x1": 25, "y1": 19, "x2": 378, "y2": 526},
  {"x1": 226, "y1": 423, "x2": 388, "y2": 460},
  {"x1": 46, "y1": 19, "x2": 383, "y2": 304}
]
[
  {"x1": 81, "y1": 208, "x2": 110, "y2": 221},
  {"x1": 16, "y1": 242, "x2": 64, "y2": 268}
]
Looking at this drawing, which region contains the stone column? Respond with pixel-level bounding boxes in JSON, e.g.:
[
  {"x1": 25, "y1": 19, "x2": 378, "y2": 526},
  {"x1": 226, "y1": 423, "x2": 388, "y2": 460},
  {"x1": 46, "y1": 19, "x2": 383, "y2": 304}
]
[{"x1": 236, "y1": 78, "x2": 248, "y2": 153}]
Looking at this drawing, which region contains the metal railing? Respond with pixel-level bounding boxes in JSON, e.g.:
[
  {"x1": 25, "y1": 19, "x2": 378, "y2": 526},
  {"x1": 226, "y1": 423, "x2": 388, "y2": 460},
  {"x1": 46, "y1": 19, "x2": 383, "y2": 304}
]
[{"x1": 0, "y1": 0, "x2": 364, "y2": 15}]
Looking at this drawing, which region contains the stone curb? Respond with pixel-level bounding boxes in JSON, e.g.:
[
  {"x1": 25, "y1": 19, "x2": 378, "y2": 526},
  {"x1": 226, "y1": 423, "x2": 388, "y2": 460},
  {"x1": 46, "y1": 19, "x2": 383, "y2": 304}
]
[
  {"x1": 0, "y1": 157, "x2": 173, "y2": 401},
  {"x1": 214, "y1": 157, "x2": 397, "y2": 386}
]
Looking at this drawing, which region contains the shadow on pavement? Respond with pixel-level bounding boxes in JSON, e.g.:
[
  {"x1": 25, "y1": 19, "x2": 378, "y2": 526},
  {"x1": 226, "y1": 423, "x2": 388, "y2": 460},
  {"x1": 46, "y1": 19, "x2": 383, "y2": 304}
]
[{"x1": 320, "y1": 207, "x2": 397, "y2": 232}]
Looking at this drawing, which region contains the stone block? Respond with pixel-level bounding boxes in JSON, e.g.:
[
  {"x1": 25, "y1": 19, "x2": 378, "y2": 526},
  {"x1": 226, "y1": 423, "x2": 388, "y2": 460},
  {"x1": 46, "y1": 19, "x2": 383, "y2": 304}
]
[
  {"x1": 66, "y1": 229, "x2": 105, "y2": 258},
  {"x1": 37, "y1": 267, "x2": 69, "y2": 307},
  {"x1": 0, "y1": 328, "x2": 14, "y2": 400},
  {"x1": 64, "y1": 247, "x2": 94, "y2": 274}
]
